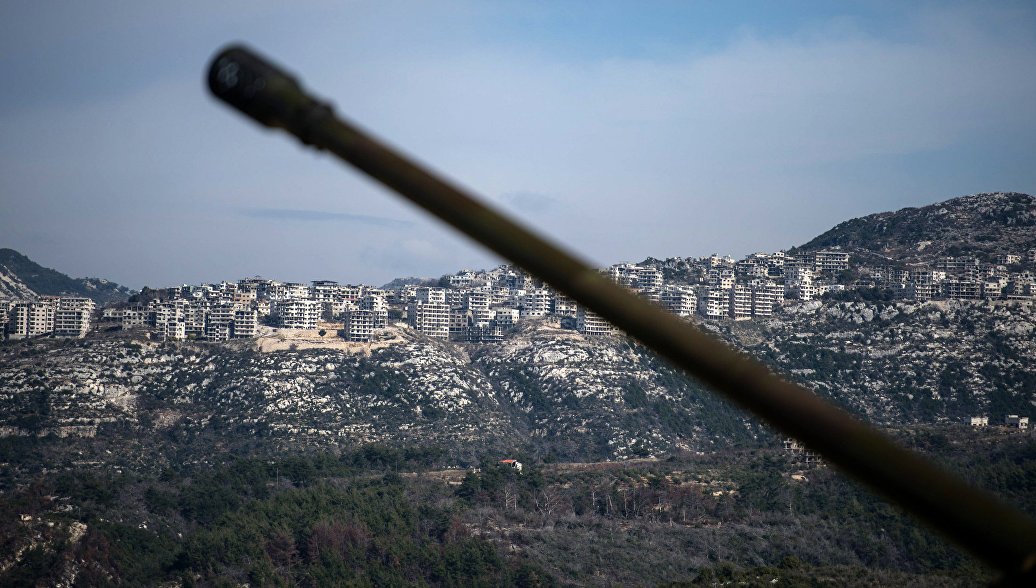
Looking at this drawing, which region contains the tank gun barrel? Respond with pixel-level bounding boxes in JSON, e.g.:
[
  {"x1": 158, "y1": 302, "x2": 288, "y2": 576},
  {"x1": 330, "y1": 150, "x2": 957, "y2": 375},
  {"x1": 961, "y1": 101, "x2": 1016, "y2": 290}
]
[{"x1": 207, "y1": 44, "x2": 1036, "y2": 581}]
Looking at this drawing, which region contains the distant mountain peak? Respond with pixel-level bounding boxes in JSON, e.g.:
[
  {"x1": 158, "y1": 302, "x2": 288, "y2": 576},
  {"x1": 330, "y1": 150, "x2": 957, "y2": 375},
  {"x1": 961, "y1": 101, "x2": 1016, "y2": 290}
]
[
  {"x1": 0, "y1": 248, "x2": 130, "y2": 304},
  {"x1": 795, "y1": 192, "x2": 1035, "y2": 264}
]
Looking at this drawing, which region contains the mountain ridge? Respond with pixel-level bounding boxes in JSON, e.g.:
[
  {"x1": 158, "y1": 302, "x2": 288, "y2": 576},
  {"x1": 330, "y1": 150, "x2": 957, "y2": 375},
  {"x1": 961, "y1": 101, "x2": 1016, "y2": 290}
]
[
  {"x1": 792, "y1": 191, "x2": 1036, "y2": 265},
  {"x1": 0, "y1": 248, "x2": 131, "y2": 304}
]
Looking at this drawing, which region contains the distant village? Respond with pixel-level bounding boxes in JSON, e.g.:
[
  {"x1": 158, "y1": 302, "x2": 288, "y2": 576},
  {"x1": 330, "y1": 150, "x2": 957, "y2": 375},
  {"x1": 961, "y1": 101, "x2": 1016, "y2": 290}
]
[{"x1": 4, "y1": 246, "x2": 1036, "y2": 347}]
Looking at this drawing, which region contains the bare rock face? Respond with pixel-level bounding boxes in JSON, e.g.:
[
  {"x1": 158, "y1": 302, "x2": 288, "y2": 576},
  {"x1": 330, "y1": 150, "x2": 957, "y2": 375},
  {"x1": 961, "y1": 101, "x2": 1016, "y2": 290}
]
[
  {"x1": 724, "y1": 298, "x2": 1036, "y2": 424},
  {"x1": 0, "y1": 322, "x2": 762, "y2": 467},
  {"x1": 3, "y1": 292, "x2": 1031, "y2": 468}
]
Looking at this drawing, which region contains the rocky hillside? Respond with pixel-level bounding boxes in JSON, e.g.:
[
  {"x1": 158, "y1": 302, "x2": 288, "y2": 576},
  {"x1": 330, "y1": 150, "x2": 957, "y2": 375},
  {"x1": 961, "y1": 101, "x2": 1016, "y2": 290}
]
[
  {"x1": 0, "y1": 248, "x2": 131, "y2": 304},
  {"x1": 794, "y1": 192, "x2": 1036, "y2": 264},
  {"x1": 0, "y1": 323, "x2": 759, "y2": 475},
  {"x1": 0, "y1": 269, "x2": 36, "y2": 301},
  {"x1": 3, "y1": 294, "x2": 1032, "y2": 473},
  {"x1": 721, "y1": 298, "x2": 1036, "y2": 424}
]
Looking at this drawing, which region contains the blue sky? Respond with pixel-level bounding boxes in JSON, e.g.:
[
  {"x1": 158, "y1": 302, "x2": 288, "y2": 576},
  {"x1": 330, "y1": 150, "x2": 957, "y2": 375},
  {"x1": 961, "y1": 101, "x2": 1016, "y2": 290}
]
[{"x1": 2, "y1": 1, "x2": 1034, "y2": 288}]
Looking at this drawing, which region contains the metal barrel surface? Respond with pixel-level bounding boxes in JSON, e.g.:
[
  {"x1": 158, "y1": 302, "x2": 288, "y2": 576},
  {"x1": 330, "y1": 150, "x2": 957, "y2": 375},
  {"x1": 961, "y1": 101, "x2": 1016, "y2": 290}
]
[{"x1": 207, "y1": 44, "x2": 1036, "y2": 582}]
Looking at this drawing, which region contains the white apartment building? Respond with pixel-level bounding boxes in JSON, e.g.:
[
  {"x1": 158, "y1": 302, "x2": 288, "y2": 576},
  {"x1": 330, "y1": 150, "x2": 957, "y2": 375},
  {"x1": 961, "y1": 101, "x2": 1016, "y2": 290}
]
[
  {"x1": 785, "y1": 267, "x2": 817, "y2": 301},
  {"x1": 414, "y1": 287, "x2": 448, "y2": 305},
  {"x1": 552, "y1": 291, "x2": 577, "y2": 317},
  {"x1": 205, "y1": 303, "x2": 235, "y2": 341},
  {"x1": 751, "y1": 284, "x2": 779, "y2": 317},
  {"x1": 358, "y1": 294, "x2": 388, "y2": 312},
  {"x1": 311, "y1": 280, "x2": 343, "y2": 317},
  {"x1": 183, "y1": 304, "x2": 207, "y2": 337},
  {"x1": 660, "y1": 286, "x2": 696, "y2": 317},
  {"x1": 449, "y1": 309, "x2": 470, "y2": 339},
  {"x1": 449, "y1": 271, "x2": 475, "y2": 288},
  {"x1": 121, "y1": 306, "x2": 148, "y2": 329},
  {"x1": 707, "y1": 255, "x2": 734, "y2": 269},
  {"x1": 708, "y1": 269, "x2": 736, "y2": 291},
  {"x1": 343, "y1": 308, "x2": 388, "y2": 342},
  {"x1": 152, "y1": 302, "x2": 186, "y2": 341},
  {"x1": 268, "y1": 282, "x2": 310, "y2": 301},
  {"x1": 730, "y1": 285, "x2": 753, "y2": 320},
  {"x1": 813, "y1": 251, "x2": 850, "y2": 273},
  {"x1": 275, "y1": 299, "x2": 321, "y2": 329},
  {"x1": 519, "y1": 288, "x2": 552, "y2": 318},
  {"x1": 7, "y1": 300, "x2": 55, "y2": 339},
  {"x1": 634, "y1": 267, "x2": 663, "y2": 290},
  {"x1": 576, "y1": 306, "x2": 613, "y2": 337},
  {"x1": 53, "y1": 297, "x2": 95, "y2": 338},
  {"x1": 908, "y1": 282, "x2": 940, "y2": 302},
  {"x1": 232, "y1": 309, "x2": 258, "y2": 338},
  {"x1": 465, "y1": 290, "x2": 493, "y2": 324},
  {"x1": 407, "y1": 301, "x2": 450, "y2": 339},
  {"x1": 491, "y1": 307, "x2": 520, "y2": 327},
  {"x1": 699, "y1": 287, "x2": 729, "y2": 319}
]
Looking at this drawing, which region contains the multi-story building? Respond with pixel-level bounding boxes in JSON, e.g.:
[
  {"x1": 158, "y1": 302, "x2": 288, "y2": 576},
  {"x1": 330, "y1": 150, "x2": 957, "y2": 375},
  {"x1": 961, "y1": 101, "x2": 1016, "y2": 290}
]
[
  {"x1": 908, "y1": 282, "x2": 940, "y2": 302},
  {"x1": 784, "y1": 267, "x2": 817, "y2": 301},
  {"x1": 183, "y1": 304, "x2": 207, "y2": 337},
  {"x1": 232, "y1": 308, "x2": 258, "y2": 338},
  {"x1": 708, "y1": 269, "x2": 736, "y2": 291},
  {"x1": 152, "y1": 301, "x2": 186, "y2": 341},
  {"x1": 518, "y1": 288, "x2": 552, "y2": 318},
  {"x1": 813, "y1": 250, "x2": 850, "y2": 273},
  {"x1": 943, "y1": 280, "x2": 981, "y2": 300},
  {"x1": 53, "y1": 297, "x2": 95, "y2": 338},
  {"x1": 311, "y1": 280, "x2": 343, "y2": 317},
  {"x1": 204, "y1": 303, "x2": 235, "y2": 341},
  {"x1": 660, "y1": 285, "x2": 697, "y2": 317},
  {"x1": 343, "y1": 307, "x2": 388, "y2": 342},
  {"x1": 699, "y1": 287, "x2": 729, "y2": 318},
  {"x1": 491, "y1": 307, "x2": 520, "y2": 327},
  {"x1": 751, "y1": 284, "x2": 779, "y2": 317},
  {"x1": 407, "y1": 301, "x2": 450, "y2": 339},
  {"x1": 552, "y1": 291, "x2": 578, "y2": 317},
  {"x1": 729, "y1": 285, "x2": 753, "y2": 320},
  {"x1": 7, "y1": 299, "x2": 56, "y2": 339},
  {"x1": 449, "y1": 308, "x2": 470, "y2": 340},
  {"x1": 465, "y1": 290, "x2": 493, "y2": 324},
  {"x1": 275, "y1": 299, "x2": 321, "y2": 329},
  {"x1": 467, "y1": 323, "x2": 504, "y2": 342},
  {"x1": 269, "y1": 282, "x2": 310, "y2": 301},
  {"x1": 448, "y1": 271, "x2": 475, "y2": 288},
  {"x1": 0, "y1": 299, "x2": 10, "y2": 333},
  {"x1": 414, "y1": 287, "x2": 448, "y2": 305},
  {"x1": 120, "y1": 305, "x2": 149, "y2": 329},
  {"x1": 576, "y1": 306, "x2": 613, "y2": 337}
]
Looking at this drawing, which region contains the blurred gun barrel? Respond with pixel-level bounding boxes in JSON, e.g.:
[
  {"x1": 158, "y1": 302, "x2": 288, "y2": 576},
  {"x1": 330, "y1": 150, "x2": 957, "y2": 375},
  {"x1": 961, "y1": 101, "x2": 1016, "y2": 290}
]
[{"x1": 207, "y1": 44, "x2": 1036, "y2": 581}]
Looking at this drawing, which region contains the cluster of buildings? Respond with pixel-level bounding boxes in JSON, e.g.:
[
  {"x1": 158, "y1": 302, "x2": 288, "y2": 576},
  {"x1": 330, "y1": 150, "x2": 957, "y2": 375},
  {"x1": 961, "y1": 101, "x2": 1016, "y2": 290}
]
[
  {"x1": 5, "y1": 246, "x2": 1034, "y2": 344},
  {"x1": 970, "y1": 415, "x2": 1030, "y2": 429},
  {"x1": 89, "y1": 278, "x2": 395, "y2": 343},
  {"x1": 1, "y1": 297, "x2": 96, "y2": 339},
  {"x1": 859, "y1": 252, "x2": 1036, "y2": 302}
]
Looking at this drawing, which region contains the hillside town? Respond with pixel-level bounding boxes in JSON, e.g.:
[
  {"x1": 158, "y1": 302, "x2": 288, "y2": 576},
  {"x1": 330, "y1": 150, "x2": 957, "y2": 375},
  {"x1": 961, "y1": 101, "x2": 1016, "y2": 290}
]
[{"x1": 3, "y1": 247, "x2": 1035, "y2": 346}]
